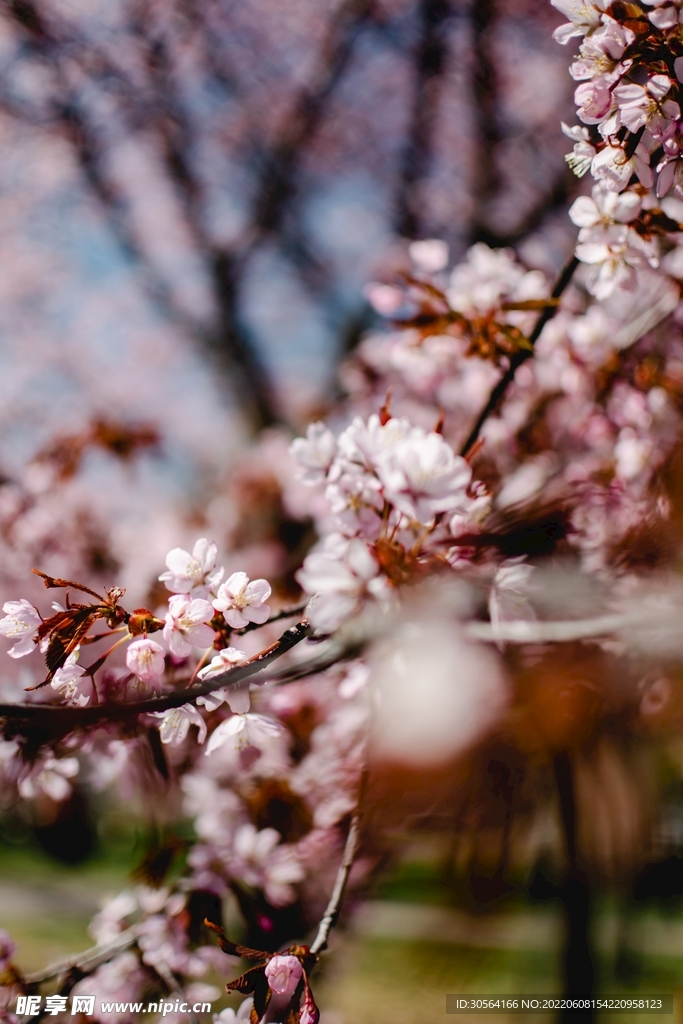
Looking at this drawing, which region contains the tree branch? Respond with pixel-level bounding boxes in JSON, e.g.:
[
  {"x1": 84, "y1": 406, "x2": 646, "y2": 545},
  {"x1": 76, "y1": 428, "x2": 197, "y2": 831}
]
[
  {"x1": 23, "y1": 925, "x2": 142, "y2": 987},
  {"x1": 0, "y1": 621, "x2": 311, "y2": 734},
  {"x1": 465, "y1": 611, "x2": 642, "y2": 644},
  {"x1": 459, "y1": 253, "x2": 579, "y2": 457},
  {"x1": 310, "y1": 764, "x2": 368, "y2": 956}
]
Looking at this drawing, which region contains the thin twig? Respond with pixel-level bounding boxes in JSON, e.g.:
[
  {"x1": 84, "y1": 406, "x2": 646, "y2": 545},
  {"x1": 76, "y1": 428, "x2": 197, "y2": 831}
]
[
  {"x1": 459, "y1": 254, "x2": 579, "y2": 457},
  {"x1": 465, "y1": 611, "x2": 641, "y2": 644},
  {"x1": 310, "y1": 813, "x2": 361, "y2": 956},
  {"x1": 24, "y1": 925, "x2": 142, "y2": 986}
]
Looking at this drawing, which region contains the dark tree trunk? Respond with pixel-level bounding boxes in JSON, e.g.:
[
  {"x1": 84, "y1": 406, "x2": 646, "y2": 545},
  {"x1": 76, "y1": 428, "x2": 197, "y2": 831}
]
[{"x1": 554, "y1": 752, "x2": 595, "y2": 1024}]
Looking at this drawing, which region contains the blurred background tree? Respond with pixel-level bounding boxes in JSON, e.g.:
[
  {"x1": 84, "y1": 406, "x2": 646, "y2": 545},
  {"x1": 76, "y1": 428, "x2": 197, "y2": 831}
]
[{"x1": 0, "y1": 0, "x2": 577, "y2": 432}]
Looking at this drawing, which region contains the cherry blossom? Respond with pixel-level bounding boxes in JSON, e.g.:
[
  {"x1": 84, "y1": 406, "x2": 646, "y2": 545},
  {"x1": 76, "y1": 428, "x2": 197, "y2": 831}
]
[
  {"x1": 375, "y1": 428, "x2": 472, "y2": 524},
  {"x1": 205, "y1": 712, "x2": 283, "y2": 754},
  {"x1": 297, "y1": 535, "x2": 385, "y2": 632},
  {"x1": 51, "y1": 649, "x2": 89, "y2": 706},
  {"x1": 574, "y1": 225, "x2": 659, "y2": 300},
  {"x1": 159, "y1": 538, "x2": 223, "y2": 597},
  {"x1": 18, "y1": 756, "x2": 79, "y2": 801},
  {"x1": 226, "y1": 823, "x2": 304, "y2": 906},
  {"x1": 0, "y1": 599, "x2": 40, "y2": 658},
  {"x1": 569, "y1": 18, "x2": 634, "y2": 84},
  {"x1": 568, "y1": 184, "x2": 642, "y2": 230},
  {"x1": 612, "y1": 76, "x2": 679, "y2": 135},
  {"x1": 591, "y1": 144, "x2": 654, "y2": 192},
  {"x1": 212, "y1": 572, "x2": 272, "y2": 629},
  {"x1": 574, "y1": 79, "x2": 613, "y2": 124},
  {"x1": 447, "y1": 243, "x2": 547, "y2": 316},
  {"x1": 551, "y1": 0, "x2": 608, "y2": 44},
  {"x1": 290, "y1": 422, "x2": 337, "y2": 484},
  {"x1": 126, "y1": 637, "x2": 166, "y2": 683},
  {"x1": 265, "y1": 954, "x2": 303, "y2": 996},
  {"x1": 409, "y1": 238, "x2": 449, "y2": 273},
  {"x1": 163, "y1": 594, "x2": 215, "y2": 657},
  {"x1": 562, "y1": 122, "x2": 597, "y2": 176},
  {"x1": 152, "y1": 704, "x2": 208, "y2": 745}
]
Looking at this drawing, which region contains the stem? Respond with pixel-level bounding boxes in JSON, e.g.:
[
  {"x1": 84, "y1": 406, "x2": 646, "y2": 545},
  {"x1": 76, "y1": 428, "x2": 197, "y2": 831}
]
[
  {"x1": 459, "y1": 254, "x2": 579, "y2": 457},
  {"x1": 310, "y1": 767, "x2": 368, "y2": 956}
]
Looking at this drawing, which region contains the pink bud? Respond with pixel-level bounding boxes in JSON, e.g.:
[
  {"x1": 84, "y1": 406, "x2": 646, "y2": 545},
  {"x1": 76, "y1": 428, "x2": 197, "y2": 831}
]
[
  {"x1": 264, "y1": 954, "x2": 303, "y2": 996},
  {"x1": 298, "y1": 977, "x2": 320, "y2": 1024}
]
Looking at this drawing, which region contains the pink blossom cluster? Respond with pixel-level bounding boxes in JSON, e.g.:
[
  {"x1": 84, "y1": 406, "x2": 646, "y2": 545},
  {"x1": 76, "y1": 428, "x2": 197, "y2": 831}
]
[{"x1": 555, "y1": 0, "x2": 683, "y2": 296}]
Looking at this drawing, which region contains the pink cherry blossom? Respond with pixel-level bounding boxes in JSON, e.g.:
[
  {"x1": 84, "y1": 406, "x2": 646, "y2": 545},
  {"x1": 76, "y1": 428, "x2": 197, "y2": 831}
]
[
  {"x1": 409, "y1": 238, "x2": 449, "y2": 273},
  {"x1": 163, "y1": 595, "x2": 215, "y2": 657},
  {"x1": 152, "y1": 704, "x2": 208, "y2": 745},
  {"x1": 51, "y1": 650, "x2": 89, "y2": 706},
  {"x1": 290, "y1": 422, "x2": 337, "y2": 484},
  {"x1": 297, "y1": 534, "x2": 385, "y2": 632},
  {"x1": 212, "y1": 572, "x2": 271, "y2": 629},
  {"x1": 376, "y1": 429, "x2": 472, "y2": 524},
  {"x1": 551, "y1": 0, "x2": 607, "y2": 44},
  {"x1": 126, "y1": 637, "x2": 165, "y2": 683},
  {"x1": 264, "y1": 955, "x2": 303, "y2": 996},
  {"x1": 18, "y1": 756, "x2": 79, "y2": 801},
  {"x1": 159, "y1": 538, "x2": 223, "y2": 597},
  {"x1": 575, "y1": 80, "x2": 612, "y2": 123}
]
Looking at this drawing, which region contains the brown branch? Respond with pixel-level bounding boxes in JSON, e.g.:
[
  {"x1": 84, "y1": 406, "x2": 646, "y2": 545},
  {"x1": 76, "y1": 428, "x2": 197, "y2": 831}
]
[
  {"x1": 310, "y1": 765, "x2": 368, "y2": 956},
  {"x1": 459, "y1": 253, "x2": 579, "y2": 457},
  {"x1": 0, "y1": 621, "x2": 311, "y2": 735},
  {"x1": 309, "y1": 811, "x2": 362, "y2": 955}
]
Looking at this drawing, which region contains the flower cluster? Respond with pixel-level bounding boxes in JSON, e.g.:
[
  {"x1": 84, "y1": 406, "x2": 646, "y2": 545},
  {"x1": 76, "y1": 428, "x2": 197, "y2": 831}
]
[
  {"x1": 0, "y1": 544, "x2": 272, "y2": 712},
  {"x1": 291, "y1": 412, "x2": 489, "y2": 631},
  {"x1": 556, "y1": 0, "x2": 683, "y2": 296}
]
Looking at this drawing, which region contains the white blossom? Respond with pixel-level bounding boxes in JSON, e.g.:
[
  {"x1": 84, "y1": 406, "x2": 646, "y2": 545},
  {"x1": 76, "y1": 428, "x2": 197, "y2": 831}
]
[
  {"x1": 575, "y1": 224, "x2": 659, "y2": 300},
  {"x1": 152, "y1": 704, "x2": 208, "y2": 745},
  {"x1": 569, "y1": 184, "x2": 642, "y2": 230},
  {"x1": 0, "y1": 598, "x2": 40, "y2": 658},
  {"x1": 126, "y1": 637, "x2": 166, "y2": 683},
  {"x1": 297, "y1": 534, "x2": 385, "y2": 632},
  {"x1": 551, "y1": 0, "x2": 608, "y2": 44},
  {"x1": 197, "y1": 648, "x2": 250, "y2": 714},
  {"x1": 163, "y1": 595, "x2": 215, "y2": 657},
  {"x1": 376, "y1": 429, "x2": 472, "y2": 524},
  {"x1": 51, "y1": 649, "x2": 89, "y2": 706},
  {"x1": 591, "y1": 144, "x2": 653, "y2": 193},
  {"x1": 289, "y1": 422, "x2": 337, "y2": 484},
  {"x1": 18, "y1": 756, "x2": 79, "y2": 801},
  {"x1": 205, "y1": 712, "x2": 283, "y2": 755},
  {"x1": 212, "y1": 572, "x2": 271, "y2": 629},
  {"x1": 159, "y1": 538, "x2": 223, "y2": 597}
]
